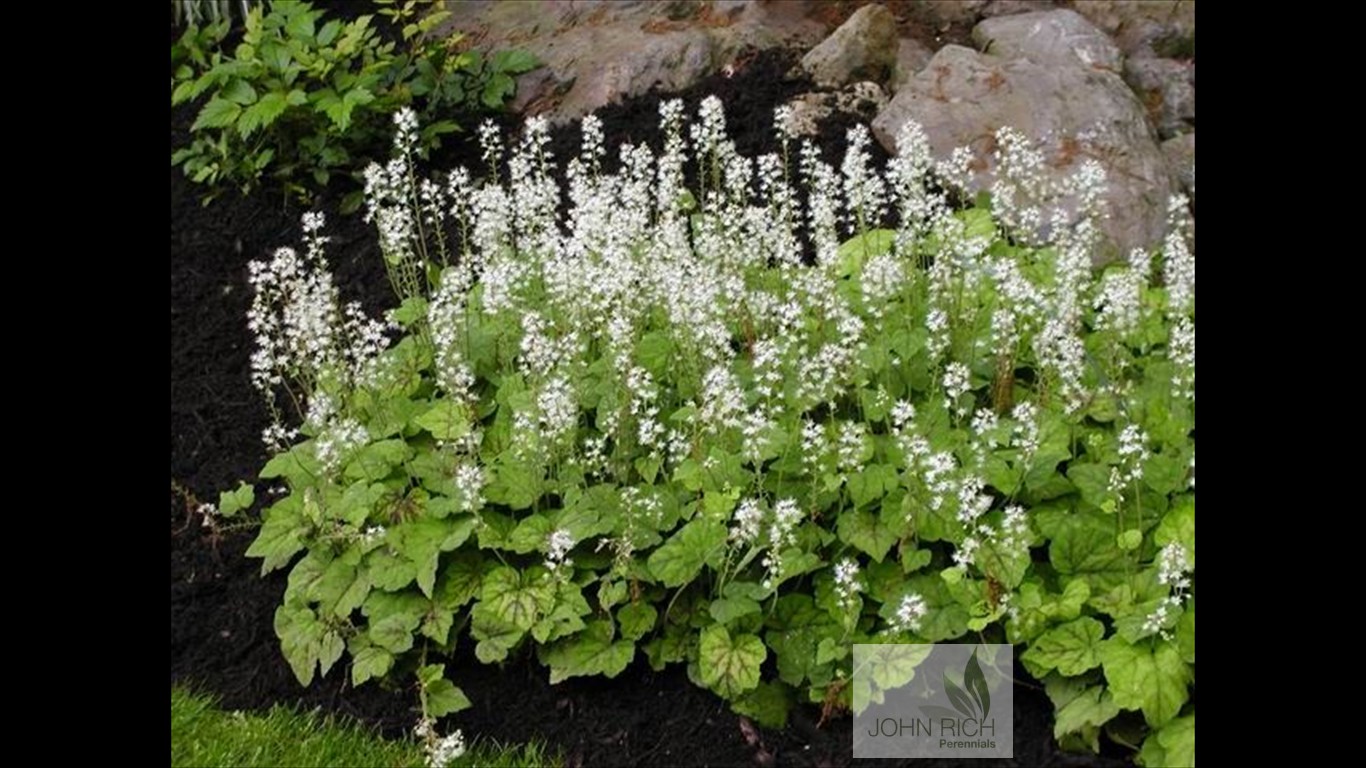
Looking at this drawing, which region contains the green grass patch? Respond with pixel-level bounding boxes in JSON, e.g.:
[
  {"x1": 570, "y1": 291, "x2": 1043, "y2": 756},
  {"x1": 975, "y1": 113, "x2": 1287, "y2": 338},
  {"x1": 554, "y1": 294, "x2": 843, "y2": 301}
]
[{"x1": 171, "y1": 686, "x2": 557, "y2": 768}]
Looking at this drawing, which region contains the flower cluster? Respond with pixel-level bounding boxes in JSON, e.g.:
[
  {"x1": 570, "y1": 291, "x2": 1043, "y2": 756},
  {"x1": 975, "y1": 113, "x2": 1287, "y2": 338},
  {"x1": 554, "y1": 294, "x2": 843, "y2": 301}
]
[{"x1": 414, "y1": 717, "x2": 466, "y2": 768}]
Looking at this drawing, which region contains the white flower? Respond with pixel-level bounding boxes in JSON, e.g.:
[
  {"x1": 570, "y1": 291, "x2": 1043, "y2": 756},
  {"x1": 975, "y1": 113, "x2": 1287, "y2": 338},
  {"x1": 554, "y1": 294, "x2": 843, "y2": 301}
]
[
  {"x1": 415, "y1": 717, "x2": 466, "y2": 768},
  {"x1": 730, "y1": 498, "x2": 765, "y2": 546},
  {"x1": 1156, "y1": 542, "x2": 1191, "y2": 590},
  {"x1": 942, "y1": 361, "x2": 971, "y2": 416},
  {"x1": 833, "y1": 557, "x2": 863, "y2": 610},
  {"x1": 1169, "y1": 318, "x2": 1195, "y2": 400},
  {"x1": 536, "y1": 376, "x2": 577, "y2": 443},
  {"x1": 892, "y1": 593, "x2": 927, "y2": 634},
  {"x1": 1163, "y1": 194, "x2": 1195, "y2": 316},
  {"x1": 699, "y1": 365, "x2": 745, "y2": 433},
  {"x1": 454, "y1": 463, "x2": 485, "y2": 513},
  {"x1": 761, "y1": 498, "x2": 803, "y2": 589},
  {"x1": 545, "y1": 528, "x2": 575, "y2": 575},
  {"x1": 1010, "y1": 402, "x2": 1040, "y2": 462}
]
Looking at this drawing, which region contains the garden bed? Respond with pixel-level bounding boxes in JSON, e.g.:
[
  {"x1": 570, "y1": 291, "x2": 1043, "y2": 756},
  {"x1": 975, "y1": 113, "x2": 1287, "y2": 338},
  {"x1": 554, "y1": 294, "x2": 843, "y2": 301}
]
[{"x1": 171, "y1": 44, "x2": 1141, "y2": 768}]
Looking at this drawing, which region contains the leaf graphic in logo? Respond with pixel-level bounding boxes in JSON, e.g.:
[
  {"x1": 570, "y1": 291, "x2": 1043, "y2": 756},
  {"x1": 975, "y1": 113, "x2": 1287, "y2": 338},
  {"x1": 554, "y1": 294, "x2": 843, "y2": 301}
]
[
  {"x1": 944, "y1": 672, "x2": 978, "y2": 719},
  {"x1": 964, "y1": 649, "x2": 991, "y2": 720}
]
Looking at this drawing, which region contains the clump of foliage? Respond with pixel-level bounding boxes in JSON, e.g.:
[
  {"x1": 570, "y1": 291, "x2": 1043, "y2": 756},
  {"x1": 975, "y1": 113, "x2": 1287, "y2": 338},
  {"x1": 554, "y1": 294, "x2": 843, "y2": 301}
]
[
  {"x1": 170, "y1": 0, "x2": 538, "y2": 208},
  {"x1": 236, "y1": 100, "x2": 1195, "y2": 764}
]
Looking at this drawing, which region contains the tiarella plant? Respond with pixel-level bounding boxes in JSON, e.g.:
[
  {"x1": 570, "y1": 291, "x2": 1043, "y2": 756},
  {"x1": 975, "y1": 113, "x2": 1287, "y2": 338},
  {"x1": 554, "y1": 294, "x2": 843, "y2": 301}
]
[{"x1": 243, "y1": 99, "x2": 1194, "y2": 765}]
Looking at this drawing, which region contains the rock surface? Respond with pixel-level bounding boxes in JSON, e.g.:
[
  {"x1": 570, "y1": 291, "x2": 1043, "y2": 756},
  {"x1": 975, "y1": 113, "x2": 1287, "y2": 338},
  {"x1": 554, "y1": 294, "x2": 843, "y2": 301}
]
[
  {"x1": 1161, "y1": 132, "x2": 1195, "y2": 202},
  {"x1": 799, "y1": 4, "x2": 899, "y2": 87},
  {"x1": 871, "y1": 43, "x2": 1175, "y2": 262},
  {"x1": 889, "y1": 37, "x2": 934, "y2": 92},
  {"x1": 1124, "y1": 56, "x2": 1195, "y2": 139},
  {"x1": 438, "y1": 0, "x2": 1195, "y2": 256},
  {"x1": 972, "y1": 9, "x2": 1123, "y2": 72},
  {"x1": 439, "y1": 0, "x2": 828, "y2": 125}
]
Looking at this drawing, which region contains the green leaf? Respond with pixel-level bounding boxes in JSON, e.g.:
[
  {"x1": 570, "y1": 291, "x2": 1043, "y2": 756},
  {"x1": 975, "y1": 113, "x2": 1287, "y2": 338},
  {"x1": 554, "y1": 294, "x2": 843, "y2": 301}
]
[
  {"x1": 1066, "y1": 463, "x2": 1113, "y2": 509},
  {"x1": 315, "y1": 89, "x2": 351, "y2": 131},
  {"x1": 880, "y1": 574, "x2": 970, "y2": 642},
  {"x1": 1050, "y1": 511, "x2": 1129, "y2": 592},
  {"x1": 1053, "y1": 685, "x2": 1121, "y2": 741},
  {"x1": 598, "y1": 579, "x2": 629, "y2": 611},
  {"x1": 709, "y1": 595, "x2": 761, "y2": 625},
  {"x1": 308, "y1": 553, "x2": 369, "y2": 618},
  {"x1": 1021, "y1": 617, "x2": 1106, "y2": 677},
  {"x1": 766, "y1": 595, "x2": 838, "y2": 686},
  {"x1": 647, "y1": 518, "x2": 726, "y2": 587},
  {"x1": 541, "y1": 619, "x2": 635, "y2": 684},
  {"x1": 816, "y1": 637, "x2": 847, "y2": 665},
  {"x1": 835, "y1": 228, "x2": 896, "y2": 277},
  {"x1": 900, "y1": 545, "x2": 932, "y2": 573},
  {"x1": 1155, "y1": 496, "x2": 1195, "y2": 568},
  {"x1": 507, "y1": 514, "x2": 555, "y2": 555},
  {"x1": 259, "y1": 446, "x2": 321, "y2": 485},
  {"x1": 481, "y1": 73, "x2": 515, "y2": 108},
  {"x1": 530, "y1": 581, "x2": 591, "y2": 644},
  {"x1": 1177, "y1": 598, "x2": 1194, "y2": 664},
  {"x1": 478, "y1": 566, "x2": 555, "y2": 632},
  {"x1": 1118, "y1": 529, "x2": 1143, "y2": 551},
  {"x1": 698, "y1": 625, "x2": 766, "y2": 699},
  {"x1": 837, "y1": 508, "x2": 898, "y2": 562},
  {"x1": 421, "y1": 666, "x2": 472, "y2": 718},
  {"x1": 433, "y1": 552, "x2": 483, "y2": 612},
  {"x1": 1140, "y1": 714, "x2": 1195, "y2": 768},
  {"x1": 217, "y1": 482, "x2": 255, "y2": 517},
  {"x1": 732, "y1": 681, "x2": 791, "y2": 729},
  {"x1": 491, "y1": 49, "x2": 539, "y2": 73},
  {"x1": 317, "y1": 18, "x2": 341, "y2": 46},
  {"x1": 636, "y1": 331, "x2": 673, "y2": 380},
  {"x1": 246, "y1": 496, "x2": 305, "y2": 574},
  {"x1": 370, "y1": 612, "x2": 418, "y2": 654},
  {"x1": 618, "y1": 602, "x2": 657, "y2": 641},
  {"x1": 1143, "y1": 450, "x2": 1188, "y2": 496},
  {"x1": 847, "y1": 464, "x2": 897, "y2": 510},
  {"x1": 365, "y1": 547, "x2": 416, "y2": 591},
  {"x1": 344, "y1": 439, "x2": 410, "y2": 482},
  {"x1": 221, "y1": 79, "x2": 258, "y2": 105},
  {"x1": 350, "y1": 643, "x2": 393, "y2": 686},
  {"x1": 284, "y1": 7, "x2": 317, "y2": 40},
  {"x1": 1098, "y1": 637, "x2": 1190, "y2": 727},
  {"x1": 852, "y1": 644, "x2": 932, "y2": 714},
  {"x1": 238, "y1": 91, "x2": 289, "y2": 138},
  {"x1": 274, "y1": 603, "x2": 323, "y2": 686},
  {"x1": 401, "y1": 516, "x2": 474, "y2": 597},
  {"x1": 486, "y1": 455, "x2": 542, "y2": 511},
  {"x1": 192, "y1": 98, "x2": 242, "y2": 130}
]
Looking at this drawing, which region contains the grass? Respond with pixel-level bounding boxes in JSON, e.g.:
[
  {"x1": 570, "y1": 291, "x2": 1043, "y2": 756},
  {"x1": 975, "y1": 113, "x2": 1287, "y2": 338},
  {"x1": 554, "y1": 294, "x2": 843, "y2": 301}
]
[{"x1": 171, "y1": 686, "x2": 558, "y2": 768}]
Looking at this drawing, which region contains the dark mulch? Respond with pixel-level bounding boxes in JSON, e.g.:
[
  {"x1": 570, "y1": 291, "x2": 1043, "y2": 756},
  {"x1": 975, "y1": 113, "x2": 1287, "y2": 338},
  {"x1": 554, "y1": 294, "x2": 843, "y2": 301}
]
[{"x1": 171, "y1": 39, "x2": 1132, "y2": 768}]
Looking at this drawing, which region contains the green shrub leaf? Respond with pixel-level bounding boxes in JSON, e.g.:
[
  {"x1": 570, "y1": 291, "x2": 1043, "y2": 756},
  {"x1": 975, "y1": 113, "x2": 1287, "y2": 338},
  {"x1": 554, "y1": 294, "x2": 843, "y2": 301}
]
[
  {"x1": 1099, "y1": 637, "x2": 1190, "y2": 727},
  {"x1": 1020, "y1": 617, "x2": 1106, "y2": 677},
  {"x1": 648, "y1": 518, "x2": 726, "y2": 587},
  {"x1": 698, "y1": 625, "x2": 766, "y2": 699}
]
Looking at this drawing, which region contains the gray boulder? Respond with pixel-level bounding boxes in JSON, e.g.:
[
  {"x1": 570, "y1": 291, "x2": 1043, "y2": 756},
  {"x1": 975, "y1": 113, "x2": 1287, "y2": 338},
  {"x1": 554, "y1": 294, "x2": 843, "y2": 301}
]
[
  {"x1": 1125, "y1": 57, "x2": 1195, "y2": 139},
  {"x1": 872, "y1": 44, "x2": 1175, "y2": 262},
  {"x1": 800, "y1": 4, "x2": 900, "y2": 87},
  {"x1": 1161, "y1": 132, "x2": 1195, "y2": 203},
  {"x1": 437, "y1": 1, "x2": 827, "y2": 125},
  {"x1": 972, "y1": 9, "x2": 1123, "y2": 72},
  {"x1": 889, "y1": 37, "x2": 934, "y2": 92}
]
